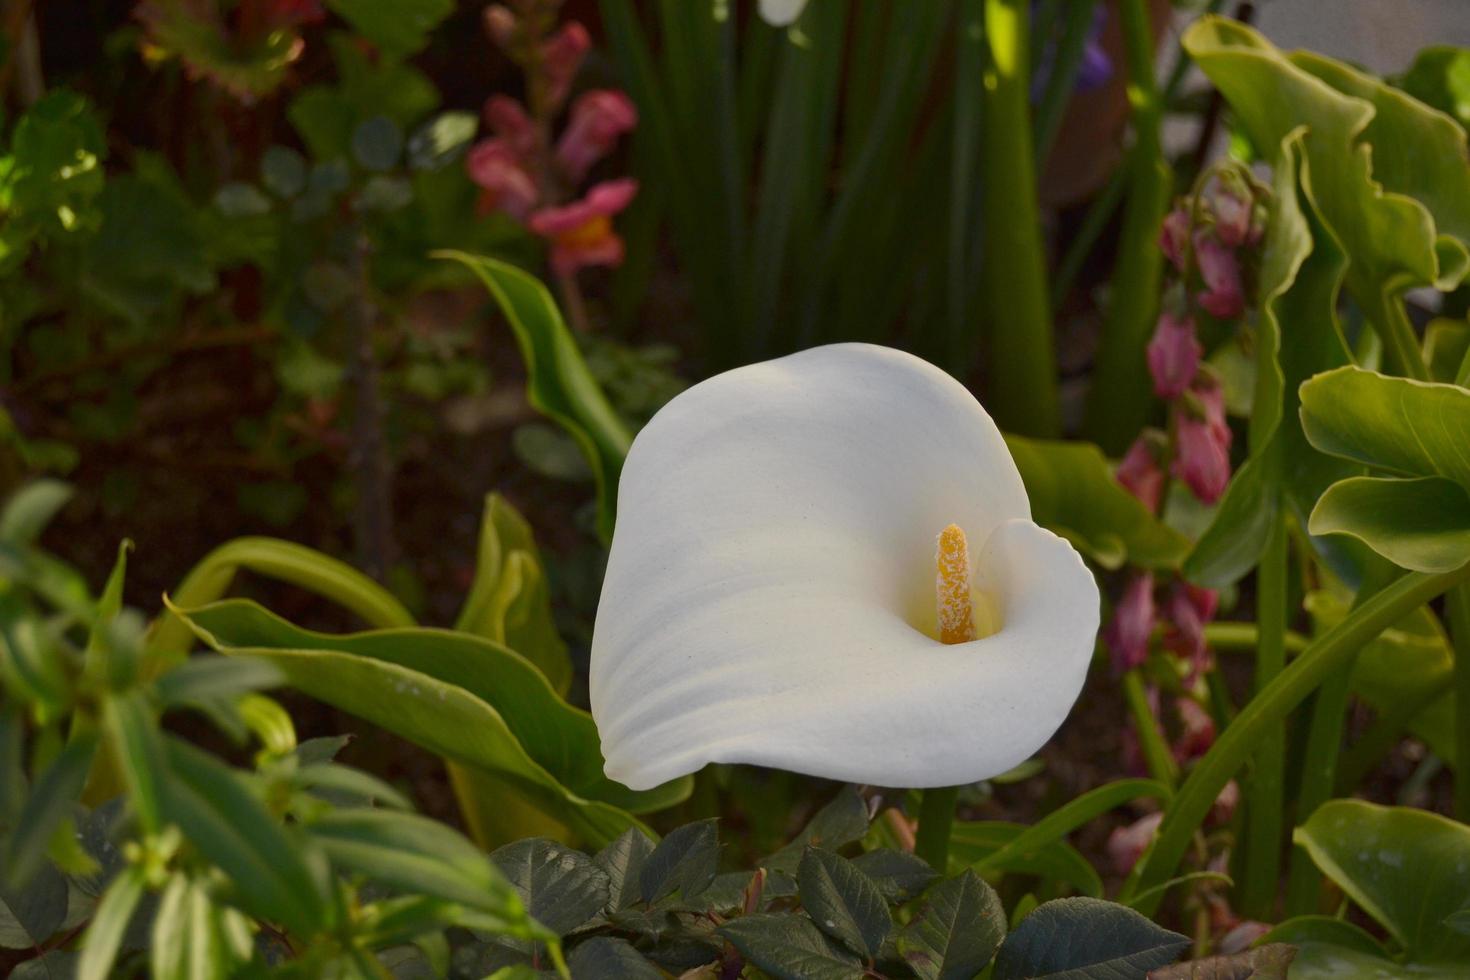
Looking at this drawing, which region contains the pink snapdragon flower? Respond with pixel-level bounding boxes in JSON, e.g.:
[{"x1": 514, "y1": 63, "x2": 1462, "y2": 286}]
[
  {"x1": 1207, "y1": 177, "x2": 1258, "y2": 248},
  {"x1": 1159, "y1": 208, "x2": 1190, "y2": 272},
  {"x1": 466, "y1": 141, "x2": 539, "y2": 221},
  {"x1": 1172, "y1": 376, "x2": 1232, "y2": 503},
  {"x1": 1194, "y1": 233, "x2": 1245, "y2": 318},
  {"x1": 483, "y1": 95, "x2": 539, "y2": 159},
  {"x1": 557, "y1": 91, "x2": 639, "y2": 184},
  {"x1": 1162, "y1": 581, "x2": 1219, "y2": 677},
  {"x1": 1146, "y1": 311, "x2": 1202, "y2": 399},
  {"x1": 1104, "y1": 571, "x2": 1156, "y2": 673},
  {"x1": 1116, "y1": 434, "x2": 1166, "y2": 513},
  {"x1": 541, "y1": 21, "x2": 591, "y2": 111},
  {"x1": 529, "y1": 178, "x2": 640, "y2": 276}
]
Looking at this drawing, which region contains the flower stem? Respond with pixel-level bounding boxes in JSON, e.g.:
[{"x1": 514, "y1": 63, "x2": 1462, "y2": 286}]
[
  {"x1": 914, "y1": 786, "x2": 961, "y2": 872},
  {"x1": 1237, "y1": 515, "x2": 1287, "y2": 919},
  {"x1": 1123, "y1": 670, "x2": 1178, "y2": 786},
  {"x1": 979, "y1": 0, "x2": 1060, "y2": 437},
  {"x1": 1121, "y1": 564, "x2": 1470, "y2": 915}
]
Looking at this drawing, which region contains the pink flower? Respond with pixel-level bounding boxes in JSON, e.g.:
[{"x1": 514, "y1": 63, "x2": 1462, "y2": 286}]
[
  {"x1": 1219, "y1": 921, "x2": 1271, "y2": 955},
  {"x1": 1173, "y1": 697, "x2": 1215, "y2": 764},
  {"x1": 483, "y1": 95, "x2": 539, "y2": 160},
  {"x1": 1172, "y1": 377, "x2": 1232, "y2": 504},
  {"x1": 1207, "y1": 176, "x2": 1257, "y2": 248},
  {"x1": 1107, "y1": 811, "x2": 1163, "y2": 876},
  {"x1": 483, "y1": 4, "x2": 517, "y2": 49},
  {"x1": 466, "y1": 140, "x2": 540, "y2": 221},
  {"x1": 1117, "y1": 434, "x2": 1165, "y2": 513},
  {"x1": 1162, "y1": 581, "x2": 1218, "y2": 677},
  {"x1": 1146, "y1": 311, "x2": 1201, "y2": 399},
  {"x1": 1159, "y1": 208, "x2": 1190, "y2": 271},
  {"x1": 1194, "y1": 233, "x2": 1245, "y2": 318},
  {"x1": 529, "y1": 178, "x2": 639, "y2": 277},
  {"x1": 540, "y1": 21, "x2": 591, "y2": 112},
  {"x1": 1210, "y1": 779, "x2": 1240, "y2": 825},
  {"x1": 1103, "y1": 572, "x2": 1156, "y2": 673},
  {"x1": 556, "y1": 90, "x2": 638, "y2": 184}
]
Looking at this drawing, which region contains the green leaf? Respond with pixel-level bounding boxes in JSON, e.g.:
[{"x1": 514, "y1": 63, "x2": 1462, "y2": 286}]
[
  {"x1": 0, "y1": 480, "x2": 73, "y2": 545},
  {"x1": 312, "y1": 810, "x2": 535, "y2": 934},
  {"x1": 78, "y1": 867, "x2": 146, "y2": 980},
  {"x1": 153, "y1": 536, "x2": 415, "y2": 654},
  {"x1": 1294, "y1": 799, "x2": 1470, "y2": 964},
  {"x1": 162, "y1": 737, "x2": 330, "y2": 936},
  {"x1": 566, "y1": 937, "x2": 665, "y2": 980},
  {"x1": 489, "y1": 837, "x2": 611, "y2": 937},
  {"x1": 104, "y1": 691, "x2": 167, "y2": 834},
  {"x1": 154, "y1": 655, "x2": 285, "y2": 706},
  {"x1": 455, "y1": 494, "x2": 572, "y2": 696},
  {"x1": 849, "y1": 849, "x2": 938, "y2": 903},
  {"x1": 1309, "y1": 476, "x2": 1470, "y2": 572},
  {"x1": 0, "y1": 863, "x2": 67, "y2": 949},
  {"x1": 174, "y1": 599, "x2": 686, "y2": 845},
  {"x1": 1301, "y1": 367, "x2": 1470, "y2": 491},
  {"x1": 294, "y1": 762, "x2": 412, "y2": 810},
  {"x1": 11, "y1": 951, "x2": 80, "y2": 979},
  {"x1": 763, "y1": 785, "x2": 871, "y2": 875},
  {"x1": 991, "y1": 897, "x2": 1188, "y2": 980},
  {"x1": 1147, "y1": 944, "x2": 1296, "y2": 980},
  {"x1": 639, "y1": 818, "x2": 719, "y2": 905},
  {"x1": 899, "y1": 870, "x2": 1005, "y2": 980},
  {"x1": 1258, "y1": 914, "x2": 1389, "y2": 959},
  {"x1": 1425, "y1": 317, "x2": 1470, "y2": 383},
  {"x1": 262, "y1": 145, "x2": 307, "y2": 197},
  {"x1": 594, "y1": 827, "x2": 657, "y2": 911},
  {"x1": 213, "y1": 182, "x2": 273, "y2": 217},
  {"x1": 1005, "y1": 436, "x2": 1189, "y2": 570},
  {"x1": 407, "y1": 111, "x2": 478, "y2": 171},
  {"x1": 325, "y1": 0, "x2": 454, "y2": 58},
  {"x1": 4, "y1": 732, "x2": 97, "y2": 889},
  {"x1": 948, "y1": 822, "x2": 1103, "y2": 898},
  {"x1": 719, "y1": 914, "x2": 865, "y2": 980},
  {"x1": 798, "y1": 847, "x2": 891, "y2": 959},
  {"x1": 438, "y1": 252, "x2": 633, "y2": 542},
  {"x1": 351, "y1": 116, "x2": 403, "y2": 171}
]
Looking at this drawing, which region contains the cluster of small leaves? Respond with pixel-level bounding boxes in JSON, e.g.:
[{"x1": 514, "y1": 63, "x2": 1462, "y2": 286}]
[
  {"x1": 0, "y1": 481, "x2": 552, "y2": 979},
  {"x1": 457, "y1": 786, "x2": 1227, "y2": 980}
]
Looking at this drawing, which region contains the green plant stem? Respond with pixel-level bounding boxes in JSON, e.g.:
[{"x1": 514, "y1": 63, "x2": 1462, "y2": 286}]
[
  {"x1": 1084, "y1": 0, "x2": 1170, "y2": 453},
  {"x1": 1123, "y1": 670, "x2": 1178, "y2": 786},
  {"x1": 947, "y1": 0, "x2": 985, "y2": 376},
  {"x1": 1122, "y1": 564, "x2": 1470, "y2": 915},
  {"x1": 1202, "y1": 622, "x2": 1309, "y2": 654},
  {"x1": 1359, "y1": 283, "x2": 1430, "y2": 382},
  {"x1": 914, "y1": 786, "x2": 961, "y2": 872},
  {"x1": 979, "y1": 0, "x2": 1059, "y2": 437},
  {"x1": 1450, "y1": 585, "x2": 1470, "y2": 818},
  {"x1": 1238, "y1": 517, "x2": 1288, "y2": 919}
]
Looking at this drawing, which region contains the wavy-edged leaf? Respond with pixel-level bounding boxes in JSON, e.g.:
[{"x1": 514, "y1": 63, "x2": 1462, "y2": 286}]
[
  {"x1": 1309, "y1": 475, "x2": 1470, "y2": 572},
  {"x1": 1005, "y1": 436, "x2": 1189, "y2": 570},
  {"x1": 439, "y1": 252, "x2": 633, "y2": 541},
  {"x1": 173, "y1": 599, "x2": 686, "y2": 846},
  {"x1": 1294, "y1": 799, "x2": 1470, "y2": 964}
]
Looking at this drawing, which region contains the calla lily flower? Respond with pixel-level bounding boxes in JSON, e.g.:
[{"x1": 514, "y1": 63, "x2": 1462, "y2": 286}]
[
  {"x1": 590, "y1": 344, "x2": 1100, "y2": 791},
  {"x1": 758, "y1": 0, "x2": 809, "y2": 27}
]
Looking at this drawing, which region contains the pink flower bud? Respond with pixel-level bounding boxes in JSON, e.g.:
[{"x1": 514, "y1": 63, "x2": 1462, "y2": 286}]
[
  {"x1": 483, "y1": 95, "x2": 539, "y2": 159},
  {"x1": 1159, "y1": 208, "x2": 1190, "y2": 272},
  {"x1": 556, "y1": 90, "x2": 638, "y2": 184},
  {"x1": 1207, "y1": 175, "x2": 1255, "y2": 248},
  {"x1": 1117, "y1": 434, "x2": 1165, "y2": 513},
  {"x1": 1210, "y1": 779, "x2": 1240, "y2": 826},
  {"x1": 1173, "y1": 697, "x2": 1215, "y2": 764},
  {"x1": 1172, "y1": 377, "x2": 1232, "y2": 504},
  {"x1": 1107, "y1": 811, "x2": 1163, "y2": 876},
  {"x1": 1103, "y1": 572, "x2": 1156, "y2": 673},
  {"x1": 1194, "y1": 233, "x2": 1245, "y2": 319},
  {"x1": 466, "y1": 139, "x2": 540, "y2": 221},
  {"x1": 484, "y1": 4, "x2": 518, "y2": 49},
  {"x1": 1219, "y1": 921, "x2": 1272, "y2": 955},
  {"x1": 1162, "y1": 581, "x2": 1218, "y2": 677},
  {"x1": 1146, "y1": 311, "x2": 1201, "y2": 399},
  {"x1": 540, "y1": 21, "x2": 591, "y2": 113}
]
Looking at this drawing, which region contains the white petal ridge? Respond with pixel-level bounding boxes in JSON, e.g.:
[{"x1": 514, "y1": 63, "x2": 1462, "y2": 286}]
[{"x1": 590, "y1": 343, "x2": 1099, "y2": 790}]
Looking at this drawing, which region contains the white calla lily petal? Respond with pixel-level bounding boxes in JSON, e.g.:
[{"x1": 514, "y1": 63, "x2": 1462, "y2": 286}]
[
  {"x1": 758, "y1": 0, "x2": 809, "y2": 27},
  {"x1": 591, "y1": 344, "x2": 1099, "y2": 791}
]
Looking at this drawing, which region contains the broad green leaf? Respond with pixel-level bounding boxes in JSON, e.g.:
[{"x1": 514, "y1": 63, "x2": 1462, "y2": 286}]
[
  {"x1": 4, "y1": 732, "x2": 97, "y2": 889},
  {"x1": 1309, "y1": 476, "x2": 1470, "y2": 572},
  {"x1": 1186, "y1": 132, "x2": 1354, "y2": 587},
  {"x1": 0, "y1": 863, "x2": 67, "y2": 949},
  {"x1": 162, "y1": 738, "x2": 331, "y2": 936},
  {"x1": 78, "y1": 867, "x2": 146, "y2": 980},
  {"x1": 763, "y1": 785, "x2": 871, "y2": 875},
  {"x1": 991, "y1": 897, "x2": 1188, "y2": 980},
  {"x1": 1004, "y1": 436, "x2": 1189, "y2": 570},
  {"x1": 1295, "y1": 799, "x2": 1470, "y2": 964},
  {"x1": 719, "y1": 913, "x2": 865, "y2": 980},
  {"x1": 311, "y1": 810, "x2": 535, "y2": 935},
  {"x1": 594, "y1": 827, "x2": 657, "y2": 911},
  {"x1": 899, "y1": 871, "x2": 1005, "y2": 980},
  {"x1": 261, "y1": 145, "x2": 307, "y2": 197},
  {"x1": 639, "y1": 818, "x2": 719, "y2": 905},
  {"x1": 0, "y1": 480, "x2": 73, "y2": 545},
  {"x1": 153, "y1": 537, "x2": 414, "y2": 654},
  {"x1": 1396, "y1": 46, "x2": 1470, "y2": 132},
  {"x1": 176, "y1": 599, "x2": 687, "y2": 828},
  {"x1": 325, "y1": 0, "x2": 454, "y2": 58},
  {"x1": 949, "y1": 822, "x2": 1103, "y2": 898},
  {"x1": 1147, "y1": 944, "x2": 1296, "y2": 980},
  {"x1": 1300, "y1": 367, "x2": 1470, "y2": 491},
  {"x1": 11, "y1": 951, "x2": 80, "y2": 979},
  {"x1": 454, "y1": 494, "x2": 571, "y2": 696},
  {"x1": 489, "y1": 837, "x2": 610, "y2": 937},
  {"x1": 1258, "y1": 914, "x2": 1389, "y2": 960},
  {"x1": 849, "y1": 849, "x2": 938, "y2": 903},
  {"x1": 1425, "y1": 317, "x2": 1470, "y2": 383},
  {"x1": 798, "y1": 847, "x2": 891, "y2": 959},
  {"x1": 438, "y1": 252, "x2": 633, "y2": 542},
  {"x1": 567, "y1": 937, "x2": 664, "y2": 980}
]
